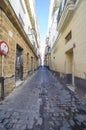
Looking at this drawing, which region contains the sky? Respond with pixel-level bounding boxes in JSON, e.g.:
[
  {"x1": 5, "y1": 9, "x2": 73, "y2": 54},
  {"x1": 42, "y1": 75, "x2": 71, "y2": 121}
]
[{"x1": 35, "y1": 0, "x2": 50, "y2": 60}]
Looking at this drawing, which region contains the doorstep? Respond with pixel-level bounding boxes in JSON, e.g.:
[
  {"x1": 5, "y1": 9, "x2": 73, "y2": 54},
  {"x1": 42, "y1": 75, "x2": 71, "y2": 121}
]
[
  {"x1": 16, "y1": 80, "x2": 24, "y2": 87},
  {"x1": 66, "y1": 84, "x2": 75, "y2": 92}
]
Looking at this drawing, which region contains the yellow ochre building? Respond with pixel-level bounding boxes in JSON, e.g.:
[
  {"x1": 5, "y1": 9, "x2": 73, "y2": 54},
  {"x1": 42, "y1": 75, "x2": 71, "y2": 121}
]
[{"x1": 48, "y1": 0, "x2": 86, "y2": 96}]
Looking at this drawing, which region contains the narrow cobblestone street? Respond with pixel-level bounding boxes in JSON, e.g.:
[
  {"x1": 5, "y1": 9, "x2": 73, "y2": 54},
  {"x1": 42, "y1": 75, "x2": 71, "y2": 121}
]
[{"x1": 0, "y1": 67, "x2": 86, "y2": 130}]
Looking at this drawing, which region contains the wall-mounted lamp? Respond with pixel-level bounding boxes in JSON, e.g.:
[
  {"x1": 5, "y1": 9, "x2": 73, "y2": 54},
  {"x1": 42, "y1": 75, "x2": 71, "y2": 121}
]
[{"x1": 27, "y1": 28, "x2": 35, "y2": 35}]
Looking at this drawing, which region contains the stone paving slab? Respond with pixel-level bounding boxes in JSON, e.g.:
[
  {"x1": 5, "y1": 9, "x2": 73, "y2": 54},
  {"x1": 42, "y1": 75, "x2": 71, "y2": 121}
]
[{"x1": 0, "y1": 67, "x2": 86, "y2": 130}]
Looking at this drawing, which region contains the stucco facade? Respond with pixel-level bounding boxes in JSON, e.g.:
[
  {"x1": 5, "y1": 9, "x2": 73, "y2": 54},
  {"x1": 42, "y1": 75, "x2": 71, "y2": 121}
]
[
  {"x1": 48, "y1": 0, "x2": 61, "y2": 48},
  {"x1": 0, "y1": 0, "x2": 39, "y2": 99},
  {"x1": 49, "y1": 0, "x2": 86, "y2": 92}
]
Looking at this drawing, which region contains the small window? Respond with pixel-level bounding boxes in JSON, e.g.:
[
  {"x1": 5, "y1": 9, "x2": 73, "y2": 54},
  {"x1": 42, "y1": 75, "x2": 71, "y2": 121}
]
[
  {"x1": 19, "y1": 0, "x2": 26, "y2": 14},
  {"x1": 19, "y1": 14, "x2": 25, "y2": 27},
  {"x1": 65, "y1": 31, "x2": 72, "y2": 43}
]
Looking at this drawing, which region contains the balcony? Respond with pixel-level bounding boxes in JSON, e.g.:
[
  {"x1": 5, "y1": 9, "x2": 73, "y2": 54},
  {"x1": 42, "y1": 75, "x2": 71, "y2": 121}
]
[
  {"x1": 57, "y1": 0, "x2": 79, "y2": 32},
  {"x1": 45, "y1": 46, "x2": 51, "y2": 55}
]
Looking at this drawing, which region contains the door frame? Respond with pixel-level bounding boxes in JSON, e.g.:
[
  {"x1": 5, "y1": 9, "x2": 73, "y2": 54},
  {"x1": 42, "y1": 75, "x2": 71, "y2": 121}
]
[
  {"x1": 15, "y1": 44, "x2": 23, "y2": 81},
  {"x1": 65, "y1": 48, "x2": 75, "y2": 87}
]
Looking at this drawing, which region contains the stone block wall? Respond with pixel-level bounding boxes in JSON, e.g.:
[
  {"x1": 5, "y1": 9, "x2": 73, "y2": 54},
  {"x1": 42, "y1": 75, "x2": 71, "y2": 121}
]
[{"x1": 0, "y1": 8, "x2": 38, "y2": 99}]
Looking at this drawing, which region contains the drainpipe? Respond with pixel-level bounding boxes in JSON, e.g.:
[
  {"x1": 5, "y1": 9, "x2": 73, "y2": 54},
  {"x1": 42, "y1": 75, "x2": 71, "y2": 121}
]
[
  {"x1": 1, "y1": 55, "x2": 4, "y2": 99},
  {"x1": 72, "y1": 51, "x2": 75, "y2": 92},
  {"x1": 0, "y1": 9, "x2": 4, "y2": 99},
  {"x1": 2, "y1": 55, "x2": 4, "y2": 77}
]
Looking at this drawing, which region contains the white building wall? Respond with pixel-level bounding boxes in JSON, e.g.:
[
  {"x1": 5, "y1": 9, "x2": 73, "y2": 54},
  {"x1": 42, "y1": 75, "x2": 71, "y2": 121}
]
[
  {"x1": 48, "y1": 0, "x2": 55, "y2": 30},
  {"x1": 9, "y1": 0, "x2": 32, "y2": 35},
  {"x1": 29, "y1": 0, "x2": 40, "y2": 48},
  {"x1": 49, "y1": 9, "x2": 59, "y2": 48},
  {"x1": 21, "y1": 0, "x2": 32, "y2": 34},
  {"x1": 9, "y1": 0, "x2": 20, "y2": 17},
  {"x1": 48, "y1": 0, "x2": 61, "y2": 48}
]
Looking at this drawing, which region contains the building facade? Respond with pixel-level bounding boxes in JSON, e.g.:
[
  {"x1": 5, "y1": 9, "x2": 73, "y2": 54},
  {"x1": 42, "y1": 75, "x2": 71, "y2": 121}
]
[
  {"x1": 0, "y1": 0, "x2": 40, "y2": 99},
  {"x1": 45, "y1": 0, "x2": 61, "y2": 68},
  {"x1": 48, "y1": 0, "x2": 86, "y2": 94},
  {"x1": 44, "y1": 37, "x2": 51, "y2": 68},
  {"x1": 48, "y1": 0, "x2": 61, "y2": 48}
]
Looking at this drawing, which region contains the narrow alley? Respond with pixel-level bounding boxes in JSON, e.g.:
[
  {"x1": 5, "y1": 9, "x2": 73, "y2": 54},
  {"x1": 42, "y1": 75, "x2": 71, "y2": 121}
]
[{"x1": 0, "y1": 67, "x2": 86, "y2": 130}]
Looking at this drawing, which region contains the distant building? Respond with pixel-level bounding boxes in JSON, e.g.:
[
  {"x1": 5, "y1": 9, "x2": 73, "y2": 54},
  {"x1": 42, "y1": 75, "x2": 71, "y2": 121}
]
[
  {"x1": 0, "y1": 0, "x2": 40, "y2": 99},
  {"x1": 44, "y1": 37, "x2": 51, "y2": 68}
]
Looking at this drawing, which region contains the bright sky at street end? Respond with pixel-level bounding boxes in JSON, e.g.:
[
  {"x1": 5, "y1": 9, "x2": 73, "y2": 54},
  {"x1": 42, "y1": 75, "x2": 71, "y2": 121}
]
[{"x1": 35, "y1": 0, "x2": 50, "y2": 63}]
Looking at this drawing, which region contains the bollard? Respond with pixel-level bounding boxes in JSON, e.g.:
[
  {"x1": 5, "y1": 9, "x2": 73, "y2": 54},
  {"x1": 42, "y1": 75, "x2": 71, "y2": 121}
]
[{"x1": 0, "y1": 77, "x2": 4, "y2": 100}]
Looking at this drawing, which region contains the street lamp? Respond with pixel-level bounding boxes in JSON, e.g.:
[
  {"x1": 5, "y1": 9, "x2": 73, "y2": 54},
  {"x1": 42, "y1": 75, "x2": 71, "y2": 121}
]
[{"x1": 27, "y1": 28, "x2": 35, "y2": 35}]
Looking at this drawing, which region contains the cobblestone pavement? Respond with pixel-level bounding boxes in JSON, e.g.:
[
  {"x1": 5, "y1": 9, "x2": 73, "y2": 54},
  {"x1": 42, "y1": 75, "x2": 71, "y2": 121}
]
[{"x1": 0, "y1": 67, "x2": 86, "y2": 130}]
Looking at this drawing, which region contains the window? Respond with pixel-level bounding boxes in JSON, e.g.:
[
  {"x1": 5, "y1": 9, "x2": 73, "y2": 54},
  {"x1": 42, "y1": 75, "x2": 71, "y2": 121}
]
[
  {"x1": 19, "y1": 14, "x2": 25, "y2": 27},
  {"x1": 19, "y1": 0, "x2": 26, "y2": 14},
  {"x1": 65, "y1": 31, "x2": 72, "y2": 43}
]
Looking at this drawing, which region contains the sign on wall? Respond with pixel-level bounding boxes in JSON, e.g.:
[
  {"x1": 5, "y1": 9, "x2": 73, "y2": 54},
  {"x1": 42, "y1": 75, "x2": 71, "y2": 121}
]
[{"x1": 0, "y1": 41, "x2": 9, "y2": 56}]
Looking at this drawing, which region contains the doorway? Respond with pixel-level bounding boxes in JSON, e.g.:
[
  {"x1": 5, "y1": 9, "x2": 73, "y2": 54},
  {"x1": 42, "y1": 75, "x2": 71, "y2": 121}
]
[
  {"x1": 65, "y1": 49, "x2": 74, "y2": 87},
  {"x1": 31, "y1": 56, "x2": 34, "y2": 72},
  {"x1": 15, "y1": 44, "x2": 23, "y2": 81}
]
